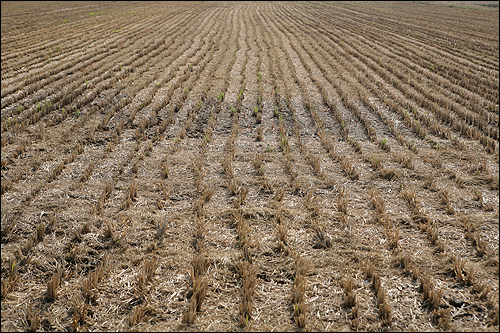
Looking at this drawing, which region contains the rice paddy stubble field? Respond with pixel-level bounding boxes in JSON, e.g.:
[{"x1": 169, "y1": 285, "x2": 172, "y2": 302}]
[{"x1": 1, "y1": 1, "x2": 499, "y2": 331}]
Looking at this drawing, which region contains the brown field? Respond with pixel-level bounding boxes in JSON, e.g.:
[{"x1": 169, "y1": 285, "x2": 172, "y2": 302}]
[{"x1": 1, "y1": 1, "x2": 499, "y2": 331}]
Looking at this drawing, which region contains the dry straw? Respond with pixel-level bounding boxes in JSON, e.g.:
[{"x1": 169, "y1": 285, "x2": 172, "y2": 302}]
[
  {"x1": 238, "y1": 261, "x2": 256, "y2": 327},
  {"x1": 292, "y1": 256, "x2": 308, "y2": 328},
  {"x1": 27, "y1": 303, "x2": 39, "y2": 332},
  {"x1": 343, "y1": 278, "x2": 356, "y2": 308},
  {"x1": 46, "y1": 267, "x2": 63, "y2": 301}
]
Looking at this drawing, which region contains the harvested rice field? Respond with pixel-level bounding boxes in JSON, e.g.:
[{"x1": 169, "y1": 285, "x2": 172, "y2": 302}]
[{"x1": 1, "y1": 1, "x2": 499, "y2": 331}]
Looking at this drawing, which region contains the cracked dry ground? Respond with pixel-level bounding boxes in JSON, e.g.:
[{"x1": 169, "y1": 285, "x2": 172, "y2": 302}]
[{"x1": 1, "y1": 1, "x2": 499, "y2": 331}]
